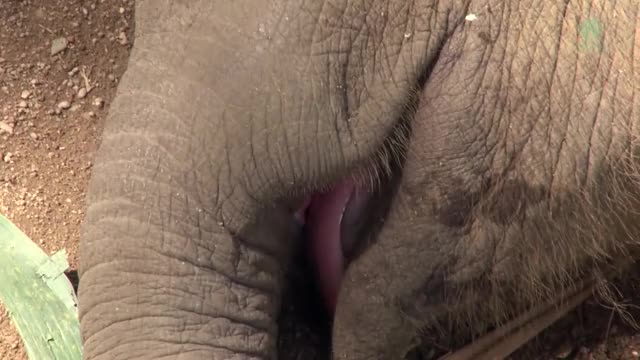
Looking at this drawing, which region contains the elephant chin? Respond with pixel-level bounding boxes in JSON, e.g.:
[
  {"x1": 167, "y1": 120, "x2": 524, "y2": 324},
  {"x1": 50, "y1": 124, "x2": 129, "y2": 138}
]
[{"x1": 295, "y1": 177, "x2": 372, "y2": 315}]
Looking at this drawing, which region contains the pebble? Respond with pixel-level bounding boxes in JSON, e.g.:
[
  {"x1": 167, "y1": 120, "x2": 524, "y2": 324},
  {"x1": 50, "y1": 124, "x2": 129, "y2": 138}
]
[
  {"x1": 118, "y1": 32, "x2": 128, "y2": 45},
  {"x1": 77, "y1": 87, "x2": 87, "y2": 99},
  {"x1": 18, "y1": 100, "x2": 27, "y2": 108},
  {"x1": 20, "y1": 90, "x2": 31, "y2": 99},
  {"x1": 0, "y1": 121, "x2": 14, "y2": 134},
  {"x1": 93, "y1": 97, "x2": 104, "y2": 108},
  {"x1": 57, "y1": 100, "x2": 71, "y2": 109},
  {"x1": 51, "y1": 37, "x2": 68, "y2": 56},
  {"x1": 29, "y1": 132, "x2": 39, "y2": 140}
]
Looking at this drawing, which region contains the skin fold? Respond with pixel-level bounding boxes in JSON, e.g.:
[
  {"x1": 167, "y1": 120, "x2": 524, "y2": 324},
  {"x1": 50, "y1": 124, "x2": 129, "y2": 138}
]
[{"x1": 77, "y1": 0, "x2": 640, "y2": 359}]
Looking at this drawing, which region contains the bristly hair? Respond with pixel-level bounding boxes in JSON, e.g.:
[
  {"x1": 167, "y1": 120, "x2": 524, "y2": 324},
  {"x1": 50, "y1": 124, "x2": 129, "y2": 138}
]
[{"x1": 415, "y1": 127, "x2": 640, "y2": 350}]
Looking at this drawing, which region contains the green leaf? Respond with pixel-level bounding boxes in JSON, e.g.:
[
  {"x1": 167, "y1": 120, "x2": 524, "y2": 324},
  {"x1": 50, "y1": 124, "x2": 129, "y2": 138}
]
[{"x1": 0, "y1": 214, "x2": 82, "y2": 360}]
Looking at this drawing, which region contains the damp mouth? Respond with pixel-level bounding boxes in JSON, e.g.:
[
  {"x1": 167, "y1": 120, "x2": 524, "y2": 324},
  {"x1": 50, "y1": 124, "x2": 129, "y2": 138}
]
[
  {"x1": 295, "y1": 179, "x2": 363, "y2": 314},
  {"x1": 290, "y1": 55, "x2": 424, "y2": 315},
  {"x1": 294, "y1": 170, "x2": 399, "y2": 315}
]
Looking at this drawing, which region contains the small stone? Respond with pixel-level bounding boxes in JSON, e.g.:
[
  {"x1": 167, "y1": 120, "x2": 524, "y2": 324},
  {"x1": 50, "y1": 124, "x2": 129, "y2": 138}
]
[
  {"x1": 51, "y1": 37, "x2": 68, "y2": 56},
  {"x1": 20, "y1": 90, "x2": 31, "y2": 99},
  {"x1": 93, "y1": 97, "x2": 104, "y2": 108},
  {"x1": 57, "y1": 100, "x2": 71, "y2": 109},
  {"x1": 3, "y1": 152, "x2": 12, "y2": 163},
  {"x1": 82, "y1": 111, "x2": 96, "y2": 120},
  {"x1": 117, "y1": 32, "x2": 128, "y2": 45},
  {"x1": 77, "y1": 87, "x2": 87, "y2": 99},
  {"x1": 0, "y1": 121, "x2": 14, "y2": 134},
  {"x1": 29, "y1": 132, "x2": 39, "y2": 140},
  {"x1": 632, "y1": 350, "x2": 640, "y2": 357},
  {"x1": 18, "y1": 100, "x2": 28, "y2": 108},
  {"x1": 119, "y1": 7, "x2": 125, "y2": 13}
]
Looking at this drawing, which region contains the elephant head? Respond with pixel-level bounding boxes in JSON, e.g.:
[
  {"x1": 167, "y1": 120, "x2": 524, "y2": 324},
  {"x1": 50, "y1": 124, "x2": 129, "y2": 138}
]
[{"x1": 78, "y1": 0, "x2": 640, "y2": 359}]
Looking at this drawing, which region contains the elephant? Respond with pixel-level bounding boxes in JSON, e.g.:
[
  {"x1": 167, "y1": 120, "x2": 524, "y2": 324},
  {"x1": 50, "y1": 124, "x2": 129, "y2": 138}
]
[{"x1": 77, "y1": 0, "x2": 640, "y2": 359}]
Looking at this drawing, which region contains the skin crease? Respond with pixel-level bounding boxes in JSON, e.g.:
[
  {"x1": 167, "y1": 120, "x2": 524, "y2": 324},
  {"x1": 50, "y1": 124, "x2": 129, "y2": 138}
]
[{"x1": 77, "y1": 1, "x2": 639, "y2": 360}]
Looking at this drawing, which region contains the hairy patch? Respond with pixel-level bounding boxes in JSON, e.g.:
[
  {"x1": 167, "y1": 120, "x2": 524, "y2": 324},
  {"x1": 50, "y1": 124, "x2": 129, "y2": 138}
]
[{"x1": 415, "y1": 145, "x2": 640, "y2": 347}]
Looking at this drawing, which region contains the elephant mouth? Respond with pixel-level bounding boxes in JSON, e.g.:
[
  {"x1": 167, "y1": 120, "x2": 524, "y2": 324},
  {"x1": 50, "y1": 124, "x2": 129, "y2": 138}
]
[
  {"x1": 292, "y1": 86, "x2": 412, "y2": 315},
  {"x1": 295, "y1": 174, "x2": 393, "y2": 315}
]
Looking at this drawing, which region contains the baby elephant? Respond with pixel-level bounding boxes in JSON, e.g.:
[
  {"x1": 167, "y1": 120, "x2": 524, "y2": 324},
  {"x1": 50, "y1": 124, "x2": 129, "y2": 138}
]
[{"x1": 77, "y1": 0, "x2": 640, "y2": 359}]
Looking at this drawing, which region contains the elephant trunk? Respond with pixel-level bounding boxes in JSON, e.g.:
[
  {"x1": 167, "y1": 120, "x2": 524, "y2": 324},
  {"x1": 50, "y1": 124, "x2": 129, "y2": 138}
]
[{"x1": 78, "y1": 2, "x2": 295, "y2": 358}]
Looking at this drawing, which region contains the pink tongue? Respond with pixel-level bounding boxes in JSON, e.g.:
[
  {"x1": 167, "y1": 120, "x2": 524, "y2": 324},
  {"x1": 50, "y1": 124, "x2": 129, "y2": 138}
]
[{"x1": 304, "y1": 179, "x2": 355, "y2": 314}]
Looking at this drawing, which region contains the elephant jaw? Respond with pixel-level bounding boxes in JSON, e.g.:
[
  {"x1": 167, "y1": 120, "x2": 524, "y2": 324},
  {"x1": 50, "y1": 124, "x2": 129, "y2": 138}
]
[{"x1": 295, "y1": 177, "x2": 367, "y2": 315}]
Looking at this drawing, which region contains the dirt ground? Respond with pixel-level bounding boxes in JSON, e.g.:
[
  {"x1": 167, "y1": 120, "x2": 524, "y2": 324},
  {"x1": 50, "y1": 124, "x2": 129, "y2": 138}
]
[
  {"x1": 0, "y1": 0, "x2": 132, "y2": 358},
  {"x1": 2, "y1": 1, "x2": 640, "y2": 359}
]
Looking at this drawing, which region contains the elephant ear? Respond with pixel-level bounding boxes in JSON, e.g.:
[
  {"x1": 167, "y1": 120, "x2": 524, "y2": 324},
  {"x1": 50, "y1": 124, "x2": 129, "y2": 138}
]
[{"x1": 0, "y1": 213, "x2": 82, "y2": 360}]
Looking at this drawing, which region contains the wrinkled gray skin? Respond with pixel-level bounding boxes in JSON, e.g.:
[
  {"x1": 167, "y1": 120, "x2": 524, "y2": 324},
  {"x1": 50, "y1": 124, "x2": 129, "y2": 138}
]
[{"x1": 78, "y1": 0, "x2": 640, "y2": 359}]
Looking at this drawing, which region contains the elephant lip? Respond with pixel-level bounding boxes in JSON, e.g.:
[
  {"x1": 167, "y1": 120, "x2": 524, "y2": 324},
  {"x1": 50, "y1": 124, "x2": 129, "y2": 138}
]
[{"x1": 296, "y1": 177, "x2": 366, "y2": 315}]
